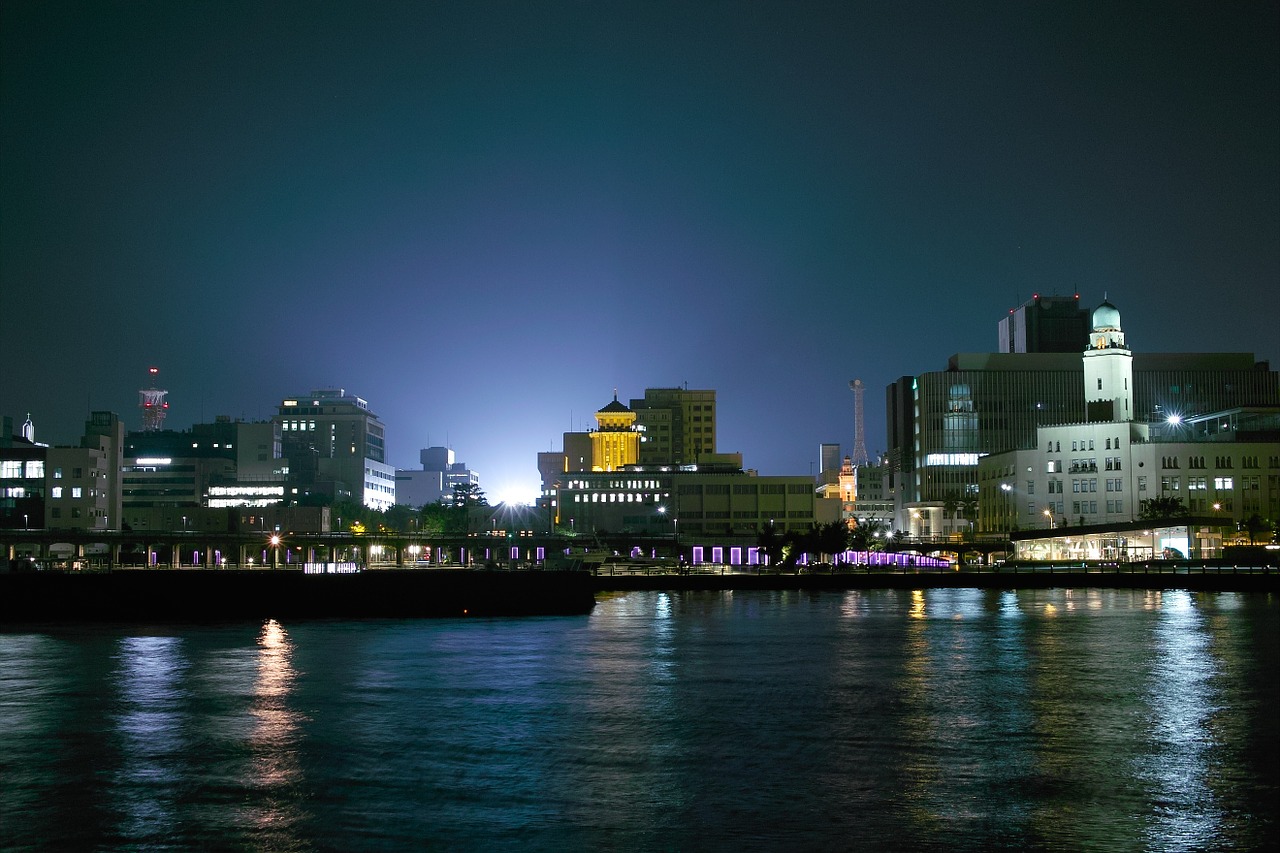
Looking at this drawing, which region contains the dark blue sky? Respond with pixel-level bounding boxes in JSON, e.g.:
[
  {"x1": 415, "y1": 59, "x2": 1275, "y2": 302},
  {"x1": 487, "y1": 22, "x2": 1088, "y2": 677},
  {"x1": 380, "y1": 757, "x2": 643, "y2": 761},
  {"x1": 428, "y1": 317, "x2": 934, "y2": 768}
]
[{"x1": 3, "y1": 1, "x2": 1277, "y2": 502}]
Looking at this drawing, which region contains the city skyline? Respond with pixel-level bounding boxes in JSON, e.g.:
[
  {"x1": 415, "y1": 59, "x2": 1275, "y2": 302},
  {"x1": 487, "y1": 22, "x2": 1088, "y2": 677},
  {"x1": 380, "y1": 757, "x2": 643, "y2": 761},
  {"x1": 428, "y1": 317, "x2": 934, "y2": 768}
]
[{"x1": 3, "y1": 2, "x2": 1277, "y2": 503}]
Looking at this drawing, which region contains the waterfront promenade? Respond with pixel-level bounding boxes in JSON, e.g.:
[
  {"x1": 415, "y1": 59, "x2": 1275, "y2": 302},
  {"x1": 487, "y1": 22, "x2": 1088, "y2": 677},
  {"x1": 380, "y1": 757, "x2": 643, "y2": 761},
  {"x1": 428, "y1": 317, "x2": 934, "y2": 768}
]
[{"x1": 586, "y1": 562, "x2": 1280, "y2": 593}]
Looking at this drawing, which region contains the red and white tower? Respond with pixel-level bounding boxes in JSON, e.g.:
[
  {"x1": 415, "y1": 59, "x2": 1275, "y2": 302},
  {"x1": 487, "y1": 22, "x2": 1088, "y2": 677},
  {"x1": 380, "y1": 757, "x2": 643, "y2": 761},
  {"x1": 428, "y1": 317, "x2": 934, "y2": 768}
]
[{"x1": 138, "y1": 366, "x2": 169, "y2": 431}]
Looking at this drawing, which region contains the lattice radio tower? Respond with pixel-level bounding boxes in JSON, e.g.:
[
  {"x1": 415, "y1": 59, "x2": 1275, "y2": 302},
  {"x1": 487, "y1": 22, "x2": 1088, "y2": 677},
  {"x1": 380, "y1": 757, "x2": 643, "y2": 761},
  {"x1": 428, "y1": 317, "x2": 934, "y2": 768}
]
[
  {"x1": 138, "y1": 366, "x2": 169, "y2": 431},
  {"x1": 848, "y1": 379, "x2": 870, "y2": 467}
]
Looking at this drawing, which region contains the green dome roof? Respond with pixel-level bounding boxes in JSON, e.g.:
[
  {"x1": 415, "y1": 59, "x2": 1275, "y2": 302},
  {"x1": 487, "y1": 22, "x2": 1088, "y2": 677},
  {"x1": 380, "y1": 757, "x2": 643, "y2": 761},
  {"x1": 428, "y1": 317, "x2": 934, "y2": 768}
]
[{"x1": 1092, "y1": 300, "x2": 1121, "y2": 331}]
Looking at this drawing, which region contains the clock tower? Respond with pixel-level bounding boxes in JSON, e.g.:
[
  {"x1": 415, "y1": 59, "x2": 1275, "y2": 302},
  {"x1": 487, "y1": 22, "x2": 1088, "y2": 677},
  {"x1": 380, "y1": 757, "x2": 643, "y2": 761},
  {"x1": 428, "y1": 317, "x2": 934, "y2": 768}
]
[{"x1": 1081, "y1": 300, "x2": 1134, "y2": 423}]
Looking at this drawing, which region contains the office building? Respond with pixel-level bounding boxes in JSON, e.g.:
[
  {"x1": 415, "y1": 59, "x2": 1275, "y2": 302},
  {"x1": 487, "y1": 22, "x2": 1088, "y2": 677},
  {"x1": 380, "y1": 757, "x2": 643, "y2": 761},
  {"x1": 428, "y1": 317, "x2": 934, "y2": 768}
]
[
  {"x1": 396, "y1": 446, "x2": 480, "y2": 508},
  {"x1": 888, "y1": 299, "x2": 1279, "y2": 536},
  {"x1": 998, "y1": 293, "x2": 1091, "y2": 354},
  {"x1": 818, "y1": 443, "x2": 842, "y2": 486},
  {"x1": 978, "y1": 302, "x2": 1280, "y2": 558},
  {"x1": 276, "y1": 389, "x2": 395, "y2": 511},
  {"x1": 630, "y1": 387, "x2": 716, "y2": 465}
]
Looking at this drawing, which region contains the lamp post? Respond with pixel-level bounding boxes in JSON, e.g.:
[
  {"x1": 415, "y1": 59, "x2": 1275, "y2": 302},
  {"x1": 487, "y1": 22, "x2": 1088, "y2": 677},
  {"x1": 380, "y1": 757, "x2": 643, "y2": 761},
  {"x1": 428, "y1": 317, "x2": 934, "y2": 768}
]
[
  {"x1": 269, "y1": 534, "x2": 281, "y2": 570},
  {"x1": 1043, "y1": 508, "x2": 1056, "y2": 529}
]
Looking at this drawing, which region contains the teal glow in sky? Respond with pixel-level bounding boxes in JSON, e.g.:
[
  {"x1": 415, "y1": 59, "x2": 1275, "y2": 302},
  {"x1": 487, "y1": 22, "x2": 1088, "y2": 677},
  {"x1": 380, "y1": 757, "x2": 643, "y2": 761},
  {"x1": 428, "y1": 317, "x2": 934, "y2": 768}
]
[{"x1": 2, "y1": 2, "x2": 1277, "y2": 500}]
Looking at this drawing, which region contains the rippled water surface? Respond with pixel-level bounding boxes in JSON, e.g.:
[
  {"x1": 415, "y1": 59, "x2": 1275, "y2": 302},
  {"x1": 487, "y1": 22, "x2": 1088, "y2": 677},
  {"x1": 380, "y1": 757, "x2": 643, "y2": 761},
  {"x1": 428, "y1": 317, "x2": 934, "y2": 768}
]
[{"x1": 2, "y1": 588, "x2": 1276, "y2": 852}]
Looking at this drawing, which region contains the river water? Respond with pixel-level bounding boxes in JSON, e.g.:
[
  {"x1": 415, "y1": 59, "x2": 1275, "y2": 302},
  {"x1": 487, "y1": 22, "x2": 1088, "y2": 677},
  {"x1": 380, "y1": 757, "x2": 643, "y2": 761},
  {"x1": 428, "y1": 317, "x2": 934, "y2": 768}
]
[{"x1": 1, "y1": 588, "x2": 1276, "y2": 852}]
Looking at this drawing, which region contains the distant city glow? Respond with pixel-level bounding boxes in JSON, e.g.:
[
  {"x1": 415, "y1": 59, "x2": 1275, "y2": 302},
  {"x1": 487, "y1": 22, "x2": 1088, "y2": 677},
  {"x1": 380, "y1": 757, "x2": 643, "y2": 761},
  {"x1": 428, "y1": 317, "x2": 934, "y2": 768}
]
[{"x1": 492, "y1": 482, "x2": 540, "y2": 506}]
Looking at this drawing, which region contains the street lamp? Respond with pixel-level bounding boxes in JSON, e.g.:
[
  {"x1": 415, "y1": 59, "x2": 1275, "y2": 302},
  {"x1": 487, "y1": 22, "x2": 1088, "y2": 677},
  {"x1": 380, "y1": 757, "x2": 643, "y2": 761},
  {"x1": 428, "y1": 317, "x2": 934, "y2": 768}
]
[
  {"x1": 269, "y1": 534, "x2": 281, "y2": 569},
  {"x1": 1043, "y1": 508, "x2": 1056, "y2": 529}
]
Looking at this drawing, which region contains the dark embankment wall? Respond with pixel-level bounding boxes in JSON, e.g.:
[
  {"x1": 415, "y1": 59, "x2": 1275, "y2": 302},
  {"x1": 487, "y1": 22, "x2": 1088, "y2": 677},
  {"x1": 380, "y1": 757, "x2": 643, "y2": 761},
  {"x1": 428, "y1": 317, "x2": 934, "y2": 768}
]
[{"x1": 0, "y1": 570, "x2": 598, "y2": 622}]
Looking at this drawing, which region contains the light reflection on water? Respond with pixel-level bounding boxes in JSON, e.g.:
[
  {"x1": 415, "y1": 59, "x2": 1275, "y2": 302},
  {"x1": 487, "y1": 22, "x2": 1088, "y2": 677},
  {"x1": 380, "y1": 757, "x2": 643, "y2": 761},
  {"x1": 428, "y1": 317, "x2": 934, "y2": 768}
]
[
  {"x1": 0, "y1": 589, "x2": 1276, "y2": 852},
  {"x1": 111, "y1": 635, "x2": 188, "y2": 843}
]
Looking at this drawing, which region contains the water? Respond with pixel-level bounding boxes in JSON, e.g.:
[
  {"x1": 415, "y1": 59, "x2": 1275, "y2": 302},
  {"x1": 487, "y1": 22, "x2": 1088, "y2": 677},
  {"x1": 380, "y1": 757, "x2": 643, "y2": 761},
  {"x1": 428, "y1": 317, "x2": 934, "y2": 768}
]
[{"x1": 1, "y1": 589, "x2": 1276, "y2": 852}]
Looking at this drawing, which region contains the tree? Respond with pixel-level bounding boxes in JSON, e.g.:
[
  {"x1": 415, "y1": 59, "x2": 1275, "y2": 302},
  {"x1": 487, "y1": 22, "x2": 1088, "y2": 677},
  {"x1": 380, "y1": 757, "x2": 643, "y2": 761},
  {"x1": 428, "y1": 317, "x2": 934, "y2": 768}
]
[
  {"x1": 452, "y1": 483, "x2": 489, "y2": 508},
  {"x1": 1242, "y1": 513, "x2": 1274, "y2": 545},
  {"x1": 942, "y1": 494, "x2": 960, "y2": 533},
  {"x1": 848, "y1": 518, "x2": 889, "y2": 552},
  {"x1": 957, "y1": 496, "x2": 979, "y2": 539},
  {"x1": 382, "y1": 503, "x2": 414, "y2": 533},
  {"x1": 757, "y1": 522, "x2": 787, "y2": 569},
  {"x1": 818, "y1": 520, "x2": 851, "y2": 559},
  {"x1": 1138, "y1": 496, "x2": 1188, "y2": 520}
]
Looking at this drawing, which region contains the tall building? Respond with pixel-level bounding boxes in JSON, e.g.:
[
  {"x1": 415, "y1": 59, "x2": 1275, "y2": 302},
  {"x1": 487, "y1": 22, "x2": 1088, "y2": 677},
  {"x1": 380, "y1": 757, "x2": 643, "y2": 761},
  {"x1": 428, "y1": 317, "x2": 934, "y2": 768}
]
[
  {"x1": 630, "y1": 387, "x2": 716, "y2": 465},
  {"x1": 888, "y1": 300, "x2": 1279, "y2": 536},
  {"x1": 818, "y1": 443, "x2": 842, "y2": 486},
  {"x1": 978, "y1": 302, "x2": 1280, "y2": 557},
  {"x1": 276, "y1": 389, "x2": 394, "y2": 511},
  {"x1": 998, "y1": 294, "x2": 1091, "y2": 353}
]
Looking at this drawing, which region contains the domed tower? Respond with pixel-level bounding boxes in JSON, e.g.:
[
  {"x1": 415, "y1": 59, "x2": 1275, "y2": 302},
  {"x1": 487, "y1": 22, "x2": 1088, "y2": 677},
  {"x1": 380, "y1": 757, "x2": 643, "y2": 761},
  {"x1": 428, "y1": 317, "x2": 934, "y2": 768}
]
[
  {"x1": 1082, "y1": 299, "x2": 1133, "y2": 423},
  {"x1": 590, "y1": 391, "x2": 640, "y2": 472}
]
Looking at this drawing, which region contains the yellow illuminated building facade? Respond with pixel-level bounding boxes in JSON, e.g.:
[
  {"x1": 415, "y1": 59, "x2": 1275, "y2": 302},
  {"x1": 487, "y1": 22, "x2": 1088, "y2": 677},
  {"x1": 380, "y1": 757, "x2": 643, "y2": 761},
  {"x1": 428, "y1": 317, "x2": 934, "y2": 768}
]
[{"x1": 590, "y1": 393, "x2": 640, "y2": 472}]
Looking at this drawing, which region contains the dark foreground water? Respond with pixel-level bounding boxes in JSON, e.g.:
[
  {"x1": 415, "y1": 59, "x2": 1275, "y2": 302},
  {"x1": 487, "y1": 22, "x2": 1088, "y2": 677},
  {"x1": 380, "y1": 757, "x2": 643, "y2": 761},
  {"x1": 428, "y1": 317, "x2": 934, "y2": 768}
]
[{"x1": 1, "y1": 589, "x2": 1276, "y2": 852}]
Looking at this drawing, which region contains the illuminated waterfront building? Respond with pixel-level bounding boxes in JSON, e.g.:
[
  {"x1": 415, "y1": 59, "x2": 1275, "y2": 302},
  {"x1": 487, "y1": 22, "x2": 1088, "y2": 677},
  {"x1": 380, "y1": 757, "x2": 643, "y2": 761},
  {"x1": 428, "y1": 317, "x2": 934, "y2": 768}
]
[
  {"x1": 978, "y1": 302, "x2": 1280, "y2": 554},
  {"x1": 888, "y1": 299, "x2": 1279, "y2": 536},
  {"x1": 590, "y1": 393, "x2": 640, "y2": 472},
  {"x1": 556, "y1": 459, "x2": 817, "y2": 540}
]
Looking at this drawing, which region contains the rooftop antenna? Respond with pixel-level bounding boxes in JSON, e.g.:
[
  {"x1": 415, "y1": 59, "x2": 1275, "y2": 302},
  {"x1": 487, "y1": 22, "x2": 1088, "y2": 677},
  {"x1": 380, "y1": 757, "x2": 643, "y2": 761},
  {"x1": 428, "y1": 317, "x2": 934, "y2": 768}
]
[
  {"x1": 139, "y1": 366, "x2": 169, "y2": 432},
  {"x1": 848, "y1": 379, "x2": 870, "y2": 467}
]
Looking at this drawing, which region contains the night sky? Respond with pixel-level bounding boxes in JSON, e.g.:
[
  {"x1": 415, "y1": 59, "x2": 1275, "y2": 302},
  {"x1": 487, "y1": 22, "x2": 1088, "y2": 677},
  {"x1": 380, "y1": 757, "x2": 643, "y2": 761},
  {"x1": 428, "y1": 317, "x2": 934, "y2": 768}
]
[{"x1": 3, "y1": 2, "x2": 1277, "y2": 503}]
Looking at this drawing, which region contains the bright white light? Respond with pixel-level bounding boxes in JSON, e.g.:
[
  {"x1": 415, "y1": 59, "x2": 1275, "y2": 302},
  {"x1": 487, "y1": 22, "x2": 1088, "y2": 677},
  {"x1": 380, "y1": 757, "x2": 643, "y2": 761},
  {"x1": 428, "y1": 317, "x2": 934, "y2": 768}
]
[
  {"x1": 1167, "y1": 414, "x2": 1183, "y2": 425},
  {"x1": 492, "y1": 481, "x2": 540, "y2": 506}
]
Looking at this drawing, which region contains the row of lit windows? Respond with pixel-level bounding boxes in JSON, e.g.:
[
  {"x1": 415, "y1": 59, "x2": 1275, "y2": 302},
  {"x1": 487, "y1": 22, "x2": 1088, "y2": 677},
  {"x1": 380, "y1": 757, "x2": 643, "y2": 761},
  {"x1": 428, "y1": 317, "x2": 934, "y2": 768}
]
[
  {"x1": 49, "y1": 487, "x2": 88, "y2": 499},
  {"x1": 0, "y1": 461, "x2": 44, "y2": 479},
  {"x1": 573, "y1": 493, "x2": 659, "y2": 503},
  {"x1": 567, "y1": 479, "x2": 668, "y2": 490},
  {"x1": 1162, "y1": 476, "x2": 1235, "y2": 490}
]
